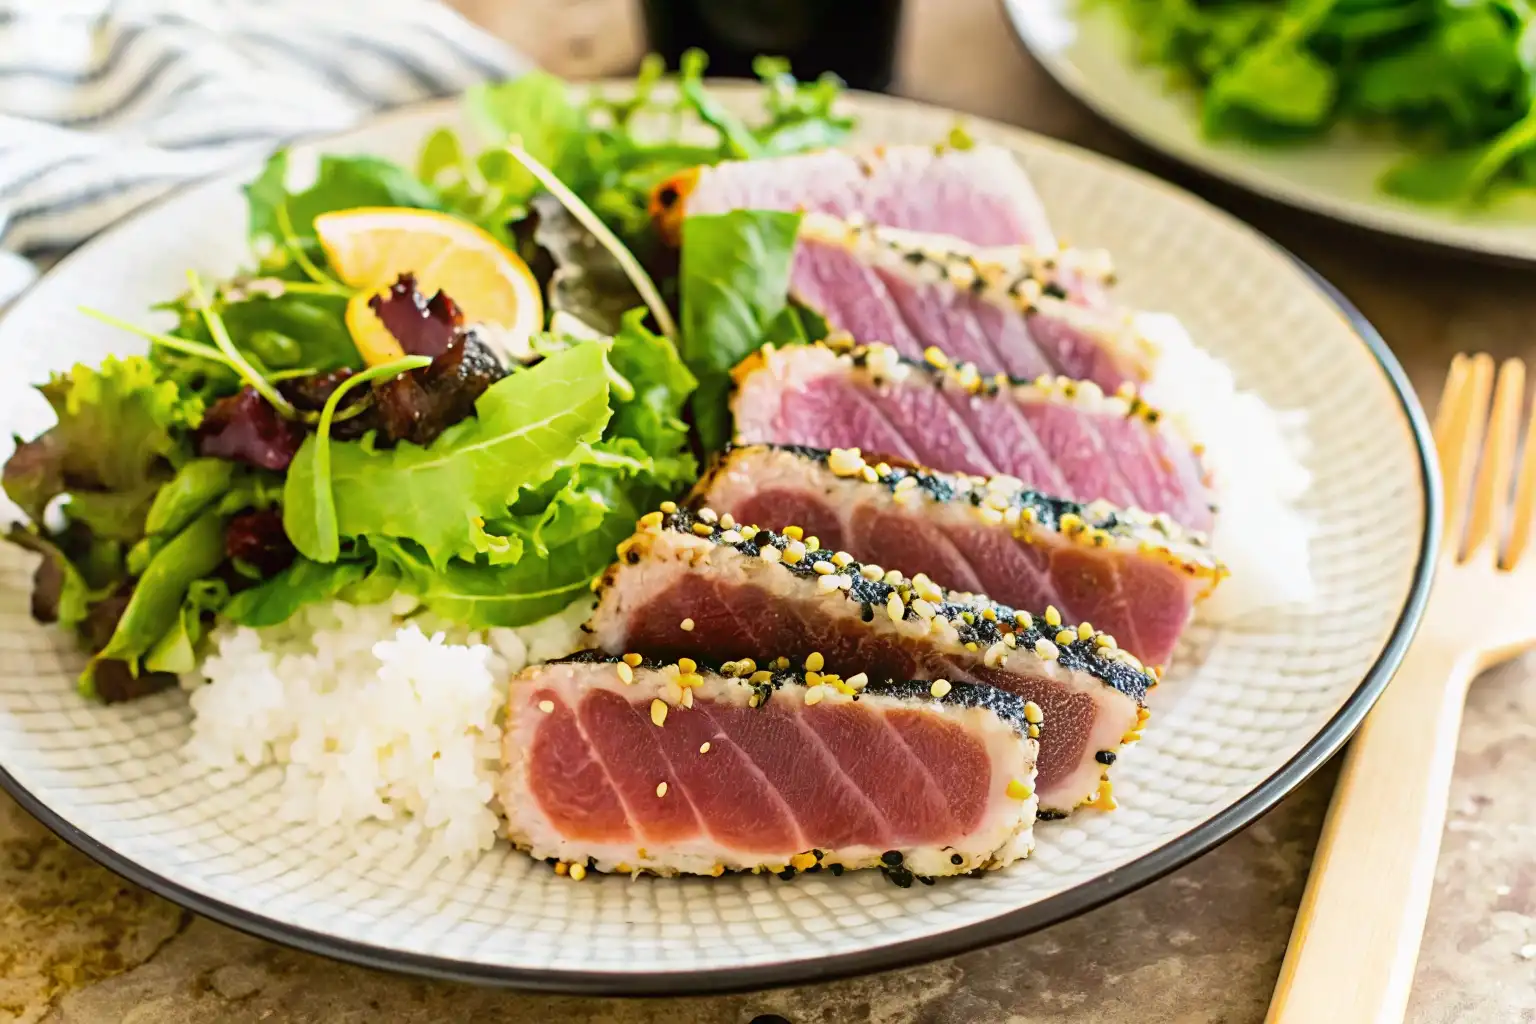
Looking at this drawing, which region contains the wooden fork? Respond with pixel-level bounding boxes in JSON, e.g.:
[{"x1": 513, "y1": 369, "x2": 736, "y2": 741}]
[{"x1": 1266, "y1": 354, "x2": 1536, "y2": 1024}]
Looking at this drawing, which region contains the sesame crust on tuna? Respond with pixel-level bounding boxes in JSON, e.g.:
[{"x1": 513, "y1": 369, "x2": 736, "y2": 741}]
[
  {"x1": 694, "y1": 442, "x2": 1227, "y2": 589},
  {"x1": 731, "y1": 336, "x2": 1183, "y2": 436},
  {"x1": 556, "y1": 649, "x2": 1038, "y2": 736},
  {"x1": 797, "y1": 210, "x2": 1117, "y2": 307},
  {"x1": 601, "y1": 506, "x2": 1157, "y2": 704}
]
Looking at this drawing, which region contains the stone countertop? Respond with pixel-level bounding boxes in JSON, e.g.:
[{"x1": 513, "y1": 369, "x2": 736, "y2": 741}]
[{"x1": 4, "y1": 0, "x2": 1536, "y2": 1021}]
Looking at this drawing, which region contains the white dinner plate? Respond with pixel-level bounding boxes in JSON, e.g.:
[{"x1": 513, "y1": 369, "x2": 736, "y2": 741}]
[
  {"x1": 0, "y1": 87, "x2": 1436, "y2": 993},
  {"x1": 1003, "y1": 0, "x2": 1536, "y2": 261}
]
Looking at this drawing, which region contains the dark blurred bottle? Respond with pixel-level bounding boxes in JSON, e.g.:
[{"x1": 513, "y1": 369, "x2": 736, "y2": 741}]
[{"x1": 640, "y1": 0, "x2": 904, "y2": 92}]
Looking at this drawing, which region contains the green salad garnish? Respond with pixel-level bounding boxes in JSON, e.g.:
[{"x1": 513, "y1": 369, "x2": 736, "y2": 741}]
[{"x1": 1, "y1": 54, "x2": 846, "y2": 701}]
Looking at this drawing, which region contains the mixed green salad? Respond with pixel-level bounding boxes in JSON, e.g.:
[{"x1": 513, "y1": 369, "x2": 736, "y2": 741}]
[
  {"x1": 1, "y1": 55, "x2": 850, "y2": 701},
  {"x1": 1104, "y1": 0, "x2": 1536, "y2": 204}
]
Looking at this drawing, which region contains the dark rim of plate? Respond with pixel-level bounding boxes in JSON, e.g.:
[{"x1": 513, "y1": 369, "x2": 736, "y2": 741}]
[{"x1": 0, "y1": 95, "x2": 1442, "y2": 998}]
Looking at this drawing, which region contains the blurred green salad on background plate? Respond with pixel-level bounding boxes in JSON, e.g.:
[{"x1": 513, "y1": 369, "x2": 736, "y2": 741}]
[{"x1": 1003, "y1": 0, "x2": 1536, "y2": 259}]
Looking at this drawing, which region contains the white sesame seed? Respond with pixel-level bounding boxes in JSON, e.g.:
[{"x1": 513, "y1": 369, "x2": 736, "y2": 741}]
[
  {"x1": 930, "y1": 678, "x2": 952, "y2": 698},
  {"x1": 845, "y1": 672, "x2": 869, "y2": 690},
  {"x1": 818, "y1": 574, "x2": 844, "y2": 592},
  {"x1": 804, "y1": 684, "x2": 826, "y2": 706},
  {"x1": 805, "y1": 652, "x2": 825, "y2": 672},
  {"x1": 616, "y1": 662, "x2": 634, "y2": 684},
  {"x1": 538, "y1": 700, "x2": 555, "y2": 713},
  {"x1": 828, "y1": 447, "x2": 866, "y2": 477},
  {"x1": 859, "y1": 563, "x2": 884, "y2": 581},
  {"x1": 569, "y1": 863, "x2": 587, "y2": 881},
  {"x1": 656, "y1": 781, "x2": 669, "y2": 798},
  {"x1": 813, "y1": 560, "x2": 836, "y2": 575},
  {"x1": 650, "y1": 699, "x2": 668, "y2": 727},
  {"x1": 699, "y1": 742, "x2": 711, "y2": 754},
  {"x1": 761, "y1": 545, "x2": 783, "y2": 564},
  {"x1": 662, "y1": 679, "x2": 683, "y2": 705},
  {"x1": 1023, "y1": 701, "x2": 1043, "y2": 723},
  {"x1": 1044, "y1": 605, "x2": 1062, "y2": 627},
  {"x1": 697, "y1": 507, "x2": 718, "y2": 523},
  {"x1": 719, "y1": 512, "x2": 735, "y2": 530},
  {"x1": 680, "y1": 618, "x2": 695, "y2": 631},
  {"x1": 886, "y1": 592, "x2": 906, "y2": 622},
  {"x1": 1034, "y1": 638, "x2": 1060, "y2": 660}
]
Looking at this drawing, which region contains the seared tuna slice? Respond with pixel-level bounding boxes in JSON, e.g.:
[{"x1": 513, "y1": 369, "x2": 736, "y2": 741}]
[
  {"x1": 656, "y1": 144, "x2": 1060, "y2": 249},
  {"x1": 586, "y1": 509, "x2": 1156, "y2": 812},
  {"x1": 731, "y1": 340, "x2": 1216, "y2": 535},
  {"x1": 501, "y1": 653, "x2": 1040, "y2": 879},
  {"x1": 788, "y1": 214, "x2": 1135, "y2": 390},
  {"x1": 693, "y1": 444, "x2": 1223, "y2": 669}
]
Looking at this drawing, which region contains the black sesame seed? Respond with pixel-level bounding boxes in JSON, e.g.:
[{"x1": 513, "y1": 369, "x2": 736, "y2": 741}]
[
  {"x1": 625, "y1": 551, "x2": 640, "y2": 564},
  {"x1": 1096, "y1": 750, "x2": 1118, "y2": 765},
  {"x1": 880, "y1": 850, "x2": 903, "y2": 866},
  {"x1": 777, "y1": 868, "x2": 797, "y2": 881},
  {"x1": 829, "y1": 863, "x2": 845, "y2": 876},
  {"x1": 884, "y1": 866, "x2": 915, "y2": 888},
  {"x1": 1043, "y1": 282, "x2": 1068, "y2": 300},
  {"x1": 918, "y1": 874, "x2": 936, "y2": 886},
  {"x1": 1037, "y1": 809, "x2": 1068, "y2": 822},
  {"x1": 812, "y1": 849, "x2": 824, "y2": 860},
  {"x1": 950, "y1": 853, "x2": 964, "y2": 865}
]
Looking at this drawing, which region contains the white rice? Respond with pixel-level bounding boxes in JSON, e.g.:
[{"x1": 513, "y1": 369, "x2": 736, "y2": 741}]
[
  {"x1": 1135, "y1": 312, "x2": 1316, "y2": 621},
  {"x1": 184, "y1": 595, "x2": 591, "y2": 860}
]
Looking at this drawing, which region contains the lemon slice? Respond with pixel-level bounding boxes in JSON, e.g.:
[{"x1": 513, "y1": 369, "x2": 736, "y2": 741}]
[{"x1": 314, "y1": 208, "x2": 543, "y2": 366}]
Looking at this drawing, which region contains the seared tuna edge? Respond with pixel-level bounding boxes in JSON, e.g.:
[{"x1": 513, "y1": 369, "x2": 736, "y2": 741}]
[
  {"x1": 694, "y1": 442, "x2": 1227, "y2": 593},
  {"x1": 599, "y1": 506, "x2": 1159, "y2": 700}
]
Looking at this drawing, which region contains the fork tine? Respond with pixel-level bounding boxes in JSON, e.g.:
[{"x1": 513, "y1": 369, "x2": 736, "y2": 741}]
[
  {"x1": 1465, "y1": 359, "x2": 1524, "y2": 558},
  {"x1": 1432, "y1": 353, "x2": 1470, "y2": 452},
  {"x1": 1439, "y1": 354, "x2": 1495, "y2": 555},
  {"x1": 1504, "y1": 382, "x2": 1536, "y2": 569}
]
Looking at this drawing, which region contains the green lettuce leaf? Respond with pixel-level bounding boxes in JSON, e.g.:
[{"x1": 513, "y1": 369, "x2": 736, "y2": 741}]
[
  {"x1": 282, "y1": 340, "x2": 613, "y2": 568},
  {"x1": 677, "y1": 210, "x2": 803, "y2": 450},
  {"x1": 3, "y1": 356, "x2": 201, "y2": 535},
  {"x1": 222, "y1": 556, "x2": 372, "y2": 628},
  {"x1": 607, "y1": 309, "x2": 698, "y2": 488}
]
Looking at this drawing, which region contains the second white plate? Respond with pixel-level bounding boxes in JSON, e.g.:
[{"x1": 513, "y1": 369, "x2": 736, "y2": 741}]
[{"x1": 1003, "y1": 0, "x2": 1536, "y2": 261}]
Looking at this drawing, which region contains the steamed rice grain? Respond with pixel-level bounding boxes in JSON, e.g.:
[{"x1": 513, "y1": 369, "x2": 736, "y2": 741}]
[{"x1": 185, "y1": 597, "x2": 590, "y2": 860}]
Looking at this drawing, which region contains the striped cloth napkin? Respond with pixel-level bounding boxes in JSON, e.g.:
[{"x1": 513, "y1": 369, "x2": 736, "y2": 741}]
[{"x1": 0, "y1": 0, "x2": 526, "y2": 306}]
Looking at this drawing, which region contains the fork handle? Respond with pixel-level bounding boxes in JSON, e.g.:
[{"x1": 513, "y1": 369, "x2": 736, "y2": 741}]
[{"x1": 1266, "y1": 641, "x2": 1474, "y2": 1024}]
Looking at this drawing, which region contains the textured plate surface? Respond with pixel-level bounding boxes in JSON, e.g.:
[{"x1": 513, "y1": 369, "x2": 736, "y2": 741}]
[
  {"x1": 0, "y1": 89, "x2": 1434, "y2": 993},
  {"x1": 1003, "y1": 0, "x2": 1536, "y2": 261}
]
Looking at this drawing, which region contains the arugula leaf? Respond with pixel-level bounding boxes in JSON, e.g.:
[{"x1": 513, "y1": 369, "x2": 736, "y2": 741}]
[
  {"x1": 222, "y1": 556, "x2": 371, "y2": 628},
  {"x1": 677, "y1": 210, "x2": 803, "y2": 450},
  {"x1": 282, "y1": 340, "x2": 613, "y2": 567}
]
